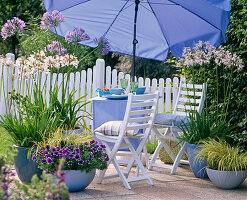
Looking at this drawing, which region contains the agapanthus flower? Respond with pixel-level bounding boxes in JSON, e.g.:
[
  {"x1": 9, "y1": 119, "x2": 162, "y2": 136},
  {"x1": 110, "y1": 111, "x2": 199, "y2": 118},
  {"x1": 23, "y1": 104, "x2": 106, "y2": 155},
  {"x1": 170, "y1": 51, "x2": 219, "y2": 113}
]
[
  {"x1": 65, "y1": 27, "x2": 90, "y2": 43},
  {"x1": 44, "y1": 41, "x2": 67, "y2": 56},
  {"x1": 41, "y1": 10, "x2": 65, "y2": 29},
  {"x1": 94, "y1": 36, "x2": 111, "y2": 55},
  {"x1": 1, "y1": 17, "x2": 26, "y2": 39}
]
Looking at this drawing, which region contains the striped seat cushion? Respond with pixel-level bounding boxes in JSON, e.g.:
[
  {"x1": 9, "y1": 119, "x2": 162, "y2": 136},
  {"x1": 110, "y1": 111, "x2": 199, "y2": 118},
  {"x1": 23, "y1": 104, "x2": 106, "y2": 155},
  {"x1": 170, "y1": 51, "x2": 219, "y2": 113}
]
[{"x1": 95, "y1": 121, "x2": 137, "y2": 136}]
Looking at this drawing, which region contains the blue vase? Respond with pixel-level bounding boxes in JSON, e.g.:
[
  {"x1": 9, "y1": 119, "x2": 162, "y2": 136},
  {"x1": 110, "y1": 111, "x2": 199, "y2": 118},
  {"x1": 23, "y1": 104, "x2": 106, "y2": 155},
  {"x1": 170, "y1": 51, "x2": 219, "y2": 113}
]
[
  {"x1": 14, "y1": 146, "x2": 42, "y2": 183},
  {"x1": 187, "y1": 143, "x2": 208, "y2": 178}
]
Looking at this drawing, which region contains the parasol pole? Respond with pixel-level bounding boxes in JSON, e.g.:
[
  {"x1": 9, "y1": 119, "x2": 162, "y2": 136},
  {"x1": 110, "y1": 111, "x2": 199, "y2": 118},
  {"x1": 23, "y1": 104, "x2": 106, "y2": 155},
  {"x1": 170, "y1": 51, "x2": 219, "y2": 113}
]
[{"x1": 131, "y1": 0, "x2": 140, "y2": 82}]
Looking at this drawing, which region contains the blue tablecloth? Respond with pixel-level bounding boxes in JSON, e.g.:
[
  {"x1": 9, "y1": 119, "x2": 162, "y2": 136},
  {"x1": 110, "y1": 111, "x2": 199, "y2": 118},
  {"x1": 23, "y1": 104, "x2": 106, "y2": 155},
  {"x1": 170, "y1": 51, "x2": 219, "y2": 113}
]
[{"x1": 92, "y1": 98, "x2": 140, "y2": 150}]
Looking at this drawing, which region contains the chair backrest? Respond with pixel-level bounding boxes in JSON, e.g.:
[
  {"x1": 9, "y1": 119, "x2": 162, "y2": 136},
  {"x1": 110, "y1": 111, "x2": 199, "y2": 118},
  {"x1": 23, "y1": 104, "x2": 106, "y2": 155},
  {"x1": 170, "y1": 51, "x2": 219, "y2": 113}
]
[
  {"x1": 173, "y1": 81, "x2": 207, "y2": 116},
  {"x1": 118, "y1": 91, "x2": 159, "y2": 139}
]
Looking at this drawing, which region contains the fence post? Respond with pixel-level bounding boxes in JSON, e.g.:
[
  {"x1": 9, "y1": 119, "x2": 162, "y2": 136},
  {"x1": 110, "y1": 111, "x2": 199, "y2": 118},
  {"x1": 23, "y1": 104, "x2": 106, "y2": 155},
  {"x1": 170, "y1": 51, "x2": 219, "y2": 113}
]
[
  {"x1": 0, "y1": 53, "x2": 15, "y2": 116},
  {"x1": 165, "y1": 78, "x2": 171, "y2": 112},
  {"x1": 95, "y1": 59, "x2": 105, "y2": 90},
  {"x1": 172, "y1": 77, "x2": 179, "y2": 110}
]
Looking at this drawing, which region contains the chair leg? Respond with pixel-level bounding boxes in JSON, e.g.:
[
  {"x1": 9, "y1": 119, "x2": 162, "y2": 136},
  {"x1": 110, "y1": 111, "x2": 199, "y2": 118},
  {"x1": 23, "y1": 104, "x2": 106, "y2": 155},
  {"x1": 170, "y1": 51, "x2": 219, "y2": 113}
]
[
  {"x1": 148, "y1": 142, "x2": 162, "y2": 170},
  {"x1": 112, "y1": 158, "x2": 131, "y2": 190},
  {"x1": 125, "y1": 138, "x2": 153, "y2": 186},
  {"x1": 171, "y1": 142, "x2": 187, "y2": 175}
]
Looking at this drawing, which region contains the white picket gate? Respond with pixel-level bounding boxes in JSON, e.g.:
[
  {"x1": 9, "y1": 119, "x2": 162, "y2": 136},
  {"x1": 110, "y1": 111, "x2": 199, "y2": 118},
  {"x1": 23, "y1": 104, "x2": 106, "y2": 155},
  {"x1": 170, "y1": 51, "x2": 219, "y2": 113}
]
[{"x1": 0, "y1": 53, "x2": 184, "y2": 130}]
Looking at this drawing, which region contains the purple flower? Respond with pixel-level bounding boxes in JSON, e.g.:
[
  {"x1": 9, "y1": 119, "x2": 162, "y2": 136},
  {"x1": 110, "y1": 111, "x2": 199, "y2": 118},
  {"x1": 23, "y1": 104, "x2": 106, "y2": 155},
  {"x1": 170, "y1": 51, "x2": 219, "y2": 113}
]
[
  {"x1": 65, "y1": 27, "x2": 90, "y2": 43},
  {"x1": 2, "y1": 183, "x2": 8, "y2": 190},
  {"x1": 51, "y1": 147, "x2": 57, "y2": 152},
  {"x1": 45, "y1": 145, "x2": 50, "y2": 150},
  {"x1": 69, "y1": 154, "x2": 75, "y2": 159},
  {"x1": 100, "y1": 144, "x2": 106, "y2": 148},
  {"x1": 105, "y1": 156, "x2": 109, "y2": 162},
  {"x1": 45, "y1": 170, "x2": 50, "y2": 174},
  {"x1": 32, "y1": 155, "x2": 37, "y2": 161},
  {"x1": 86, "y1": 160, "x2": 91, "y2": 164},
  {"x1": 56, "y1": 146, "x2": 60, "y2": 151},
  {"x1": 78, "y1": 160, "x2": 84, "y2": 165},
  {"x1": 41, "y1": 10, "x2": 65, "y2": 29},
  {"x1": 42, "y1": 159, "x2": 47, "y2": 164},
  {"x1": 90, "y1": 140, "x2": 97, "y2": 145},
  {"x1": 43, "y1": 150, "x2": 49, "y2": 156},
  {"x1": 53, "y1": 151, "x2": 59, "y2": 156},
  {"x1": 89, "y1": 152, "x2": 94, "y2": 160},
  {"x1": 94, "y1": 36, "x2": 111, "y2": 55},
  {"x1": 47, "y1": 157, "x2": 54, "y2": 164},
  {"x1": 1, "y1": 17, "x2": 25, "y2": 40},
  {"x1": 84, "y1": 142, "x2": 89, "y2": 146},
  {"x1": 75, "y1": 154, "x2": 81, "y2": 160},
  {"x1": 44, "y1": 41, "x2": 67, "y2": 56},
  {"x1": 98, "y1": 158, "x2": 103, "y2": 162},
  {"x1": 75, "y1": 148, "x2": 80, "y2": 154},
  {"x1": 92, "y1": 147, "x2": 97, "y2": 152}
]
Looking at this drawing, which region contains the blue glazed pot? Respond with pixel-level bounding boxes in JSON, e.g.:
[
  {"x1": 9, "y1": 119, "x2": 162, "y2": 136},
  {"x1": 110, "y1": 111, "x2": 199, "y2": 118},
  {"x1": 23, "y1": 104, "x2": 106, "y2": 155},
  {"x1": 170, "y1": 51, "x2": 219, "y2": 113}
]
[
  {"x1": 187, "y1": 143, "x2": 208, "y2": 178},
  {"x1": 14, "y1": 146, "x2": 42, "y2": 183},
  {"x1": 63, "y1": 169, "x2": 96, "y2": 192},
  {"x1": 206, "y1": 168, "x2": 247, "y2": 189}
]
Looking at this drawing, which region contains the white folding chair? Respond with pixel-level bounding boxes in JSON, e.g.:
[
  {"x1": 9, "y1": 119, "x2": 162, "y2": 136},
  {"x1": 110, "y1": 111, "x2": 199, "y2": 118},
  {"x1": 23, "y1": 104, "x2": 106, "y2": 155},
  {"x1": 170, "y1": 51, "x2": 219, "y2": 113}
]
[
  {"x1": 95, "y1": 91, "x2": 159, "y2": 189},
  {"x1": 148, "y1": 81, "x2": 207, "y2": 174}
]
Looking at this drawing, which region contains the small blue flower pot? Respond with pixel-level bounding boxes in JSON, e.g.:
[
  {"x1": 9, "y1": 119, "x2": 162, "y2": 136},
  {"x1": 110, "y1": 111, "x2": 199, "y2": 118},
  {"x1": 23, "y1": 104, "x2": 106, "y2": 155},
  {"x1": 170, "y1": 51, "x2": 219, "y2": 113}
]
[{"x1": 187, "y1": 143, "x2": 208, "y2": 178}]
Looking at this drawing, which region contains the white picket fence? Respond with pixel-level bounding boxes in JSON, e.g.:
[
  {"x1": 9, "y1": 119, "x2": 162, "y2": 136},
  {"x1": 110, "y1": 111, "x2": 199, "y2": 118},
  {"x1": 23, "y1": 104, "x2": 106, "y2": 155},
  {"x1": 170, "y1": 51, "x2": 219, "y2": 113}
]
[{"x1": 0, "y1": 53, "x2": 184, "y2": 129}]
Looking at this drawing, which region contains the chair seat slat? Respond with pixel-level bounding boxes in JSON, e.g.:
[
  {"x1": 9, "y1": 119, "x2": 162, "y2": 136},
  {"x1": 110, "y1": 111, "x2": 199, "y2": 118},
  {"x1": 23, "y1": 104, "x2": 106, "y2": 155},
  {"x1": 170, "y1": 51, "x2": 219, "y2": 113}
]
[{"x1": 177, "y1": 104, "x2": 199, "y2": 110}]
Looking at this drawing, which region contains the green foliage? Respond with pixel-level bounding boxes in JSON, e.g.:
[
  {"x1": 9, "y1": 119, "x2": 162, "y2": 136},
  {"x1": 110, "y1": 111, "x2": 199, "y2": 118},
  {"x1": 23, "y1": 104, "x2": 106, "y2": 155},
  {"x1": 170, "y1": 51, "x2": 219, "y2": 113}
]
[
  {"x1": 134, "y1": 53, "x2": 178, "y2": 80},
  {"x1": 43, "y1": 130, "x2": 93, "y2": 149},
  {"x1": 49, "y1": 85, "x2": 91, "y2": 130},
  {"x1": 0, "y1": 85, "x2": 62, "y2": 147},
  {"x1": 224, "y1": 0, "x2": 247, "y2": 65},
  {"x1": 146, "y1": 140, "x2": 158, "y2": 154},
  {"x1": 196, "y1": 139, "x2": 247, "y2": 171},
  {"x1": 177, "y1": 110, "x2": 234, "y2": 145}
]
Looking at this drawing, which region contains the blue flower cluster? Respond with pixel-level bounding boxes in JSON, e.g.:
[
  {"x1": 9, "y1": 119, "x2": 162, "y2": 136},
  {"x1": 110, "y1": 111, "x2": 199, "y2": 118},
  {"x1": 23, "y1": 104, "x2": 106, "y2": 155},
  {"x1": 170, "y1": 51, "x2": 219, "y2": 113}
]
[{"x1": 33, "y1": 140, "x2": 108, "y2": 174}]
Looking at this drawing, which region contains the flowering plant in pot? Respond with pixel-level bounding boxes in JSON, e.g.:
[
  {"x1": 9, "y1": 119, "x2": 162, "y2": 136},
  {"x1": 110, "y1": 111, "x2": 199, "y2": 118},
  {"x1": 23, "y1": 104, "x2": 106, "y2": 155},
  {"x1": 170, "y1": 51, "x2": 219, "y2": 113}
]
[
  {"x1": 196, "y1": 139, "x2": 247, "y2": 189},
  {"x1": 33, "y1": 131, "x2": 108, "y2": 192}
]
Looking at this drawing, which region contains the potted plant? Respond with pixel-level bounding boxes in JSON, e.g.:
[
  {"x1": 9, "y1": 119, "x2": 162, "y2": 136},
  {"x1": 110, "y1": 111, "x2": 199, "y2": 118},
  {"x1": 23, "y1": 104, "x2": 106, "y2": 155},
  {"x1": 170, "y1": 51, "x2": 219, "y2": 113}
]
[
  {"x1": 33, "y1": 130, "x2": 108, "y2": 192},
  {"x1": 178, "y1": 110, "x2": 233, "y2": 178},
  {"x1": 49, "y1": 86, "x2": 92, "y2": 134},
  {"x1": 0, "y1": 87, "x2": 62, "y2": 183},
  {"x1": 196, "y1": 139, "x2": 247, "y2": 189}
]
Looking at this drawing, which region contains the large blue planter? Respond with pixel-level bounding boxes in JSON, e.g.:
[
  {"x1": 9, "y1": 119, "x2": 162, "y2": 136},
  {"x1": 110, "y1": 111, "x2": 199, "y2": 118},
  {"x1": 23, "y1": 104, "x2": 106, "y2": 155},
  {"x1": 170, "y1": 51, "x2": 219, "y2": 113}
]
[
  {"x1": 187, "y1": 143, "x2": 208, "y2": 178},
  {"x1": 63, "y1": 169, "x2": 96, "y2": 192},
  {"x1": 14, "y1": 146, "x2": 42, "y2": 183}
]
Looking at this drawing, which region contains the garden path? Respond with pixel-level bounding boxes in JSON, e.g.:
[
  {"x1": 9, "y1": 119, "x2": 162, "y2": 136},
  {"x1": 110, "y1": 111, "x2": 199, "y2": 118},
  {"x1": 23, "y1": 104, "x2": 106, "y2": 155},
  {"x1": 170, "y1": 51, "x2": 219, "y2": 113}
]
[{"x1": 70, "y1": 160, "x2": 247, "y2": 200}]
